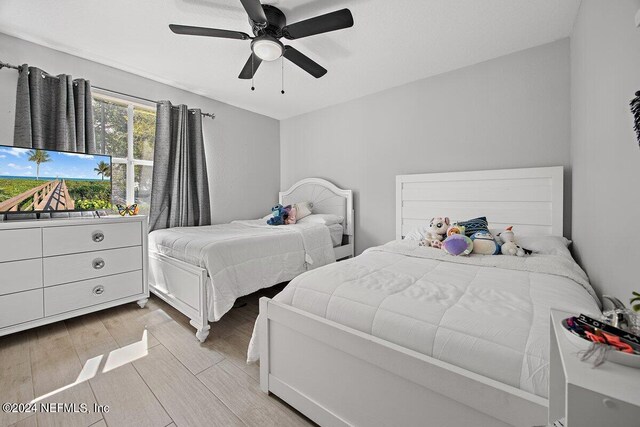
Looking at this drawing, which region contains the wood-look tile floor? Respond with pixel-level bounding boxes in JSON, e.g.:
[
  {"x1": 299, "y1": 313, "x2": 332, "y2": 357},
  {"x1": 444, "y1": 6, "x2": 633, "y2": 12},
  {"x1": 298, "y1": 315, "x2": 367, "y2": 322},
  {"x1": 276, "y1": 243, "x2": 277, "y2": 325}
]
[{"x1": 0, "y1": 285, "x2": 315, "y2": 427}]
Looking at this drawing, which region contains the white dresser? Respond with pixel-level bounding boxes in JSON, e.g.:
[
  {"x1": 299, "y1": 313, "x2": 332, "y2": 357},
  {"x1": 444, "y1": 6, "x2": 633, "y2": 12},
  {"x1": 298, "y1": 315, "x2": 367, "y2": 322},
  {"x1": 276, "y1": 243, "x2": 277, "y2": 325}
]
[{"x1": 0, "y1": 215, "x2": 148, "y2": 337}]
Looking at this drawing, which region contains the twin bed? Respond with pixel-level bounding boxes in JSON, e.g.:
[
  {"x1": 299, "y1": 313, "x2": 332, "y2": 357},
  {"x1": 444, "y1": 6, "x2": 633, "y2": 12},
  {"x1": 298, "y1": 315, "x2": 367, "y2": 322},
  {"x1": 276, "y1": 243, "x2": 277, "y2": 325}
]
[
  {"x1": 147, "y1": 178, "x2": 354, "y2": 341},
  {"x1": 251, "y1": 167, "x2": 602, "y2": 427}
]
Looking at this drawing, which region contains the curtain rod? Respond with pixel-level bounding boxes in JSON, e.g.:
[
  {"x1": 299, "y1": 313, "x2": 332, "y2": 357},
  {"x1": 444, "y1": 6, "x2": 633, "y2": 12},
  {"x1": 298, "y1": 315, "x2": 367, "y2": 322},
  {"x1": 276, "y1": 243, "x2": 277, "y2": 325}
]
[{"x1": 0, "y1": 60, "x2": 215, "y2": 119}]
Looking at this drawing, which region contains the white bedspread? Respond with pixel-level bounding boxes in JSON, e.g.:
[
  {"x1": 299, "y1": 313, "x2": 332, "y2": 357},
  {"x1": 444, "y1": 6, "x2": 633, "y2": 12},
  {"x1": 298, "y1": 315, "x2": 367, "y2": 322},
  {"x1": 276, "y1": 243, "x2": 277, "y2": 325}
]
[
  {"x1": 247, "y1": 240, "x2": 600, "y2": 398},
  {"x1": 327, "y1": 223, "x2": 344, "y2": 247},
  {"x1": 148, "y1": 220, "x2": 335, "y2": 322}
]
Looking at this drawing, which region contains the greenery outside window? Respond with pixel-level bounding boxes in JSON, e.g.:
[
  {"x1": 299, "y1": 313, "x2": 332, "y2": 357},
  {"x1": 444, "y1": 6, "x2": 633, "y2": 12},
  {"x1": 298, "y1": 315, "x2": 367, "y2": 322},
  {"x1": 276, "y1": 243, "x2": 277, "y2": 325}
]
[{"x1": 93, "y1": 92, "x2": 156, "y2": 215}]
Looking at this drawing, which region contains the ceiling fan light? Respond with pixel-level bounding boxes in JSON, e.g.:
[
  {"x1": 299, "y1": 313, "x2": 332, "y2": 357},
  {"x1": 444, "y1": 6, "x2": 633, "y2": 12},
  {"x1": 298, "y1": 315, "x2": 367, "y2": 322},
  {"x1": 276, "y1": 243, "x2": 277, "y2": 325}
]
[{"x1": 252, "y1": 37, "x2": 283, "y2": 61}]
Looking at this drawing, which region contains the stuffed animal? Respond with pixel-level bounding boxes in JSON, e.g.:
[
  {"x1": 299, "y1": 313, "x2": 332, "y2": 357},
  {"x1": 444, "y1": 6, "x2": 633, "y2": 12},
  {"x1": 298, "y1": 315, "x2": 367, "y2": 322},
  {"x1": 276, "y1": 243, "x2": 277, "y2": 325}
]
[
  {"x1": 267, "y1": 204, "x2": 288, "y2": 225},
  {"x1": 501, "y1": 241, "x2": 525, "y2": 257},
  {"x1": 442, "y1": 234, "x2": 474, "y2": 256},
  {"x1": 419, "y1": 217, "x2": 450, "y2": 247},
  {"x1": 496, "y1": 226, "x2": 515, "y2": 245},
  {"x1": 470, "y1": 231, "x2": 501, "y2": 255},
  {"x1": 285, "y1": 206, "x2": 297, "y2": 225},
  {"x1": 496, "y1": 226, "x2": 527, "y2": 257},
  {"x1": 446, "y1": 224, "x2": 465, "y2": 237}
]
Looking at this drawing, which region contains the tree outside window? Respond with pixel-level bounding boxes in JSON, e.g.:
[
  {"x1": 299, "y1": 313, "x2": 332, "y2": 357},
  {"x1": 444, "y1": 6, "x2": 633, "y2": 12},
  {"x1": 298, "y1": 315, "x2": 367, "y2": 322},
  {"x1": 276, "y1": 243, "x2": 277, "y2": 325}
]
[{"x1": 93, "y1": 93, "x2": 156, "y2": 215}]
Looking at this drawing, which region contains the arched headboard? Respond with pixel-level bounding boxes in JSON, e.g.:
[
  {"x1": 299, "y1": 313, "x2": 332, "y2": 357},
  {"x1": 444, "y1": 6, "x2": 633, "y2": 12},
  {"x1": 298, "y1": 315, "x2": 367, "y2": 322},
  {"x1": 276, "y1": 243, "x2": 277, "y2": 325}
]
[{"x1": 280, "y1": 178, "x2": 354, "y2": 239}]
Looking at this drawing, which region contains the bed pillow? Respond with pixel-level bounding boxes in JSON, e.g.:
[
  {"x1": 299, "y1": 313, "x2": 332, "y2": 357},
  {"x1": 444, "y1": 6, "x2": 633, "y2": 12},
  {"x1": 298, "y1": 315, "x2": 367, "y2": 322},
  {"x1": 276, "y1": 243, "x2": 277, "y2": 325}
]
[
  {"x1": 404, "y1": 226, "x2": 428, "y2": 241},
  {"x1": 514, "y1": 235, "x2": 573, "y2": 259},
  {"x1": 457, "y1": 216, "x2": 490, "y2": 237},
  {"x1": 293, "y1": 201, "x2": 313, "y2": 220},
  {"x1": 298, "y1": 213, "x2": 344, "y2": 226}
]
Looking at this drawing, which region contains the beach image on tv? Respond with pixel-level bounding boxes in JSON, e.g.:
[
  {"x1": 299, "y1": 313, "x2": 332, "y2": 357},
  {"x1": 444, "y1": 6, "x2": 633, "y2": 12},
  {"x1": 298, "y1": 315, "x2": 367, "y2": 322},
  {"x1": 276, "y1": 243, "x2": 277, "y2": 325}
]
[{"x1": 0, "y1": 146, "x2": 112, "y2": 213}]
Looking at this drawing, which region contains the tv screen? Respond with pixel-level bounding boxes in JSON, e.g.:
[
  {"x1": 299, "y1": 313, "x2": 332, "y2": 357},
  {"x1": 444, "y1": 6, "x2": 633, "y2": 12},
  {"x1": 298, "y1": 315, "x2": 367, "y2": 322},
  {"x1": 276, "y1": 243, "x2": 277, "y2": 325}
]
[{"x1": 0, "y1": 145, "x2": 112, "y2": 214}]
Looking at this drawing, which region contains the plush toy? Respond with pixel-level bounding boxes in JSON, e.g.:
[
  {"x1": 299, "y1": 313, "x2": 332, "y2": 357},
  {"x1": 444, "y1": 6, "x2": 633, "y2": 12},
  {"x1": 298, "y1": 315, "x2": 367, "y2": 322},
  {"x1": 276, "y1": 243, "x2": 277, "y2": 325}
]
[
  {"x1": 431, "y1": 240, "x2": 443, "y2": 249},
  {"x1": 496, "y1": 226, "x2": 514, "y2": 245},
  {"x1": 446, "y1": 224, "x2": 465, "y2": 237},
  {"x1": 501, "y1": 241, "x2": 525, "y2": 257},
  {"x1": 419, "y1": 217, "x2": 450, "y2": 247},
  {"x1": 470, "y1": 231, "x2": 501, "y2": 255},
  {"x1": 496, "y1": 226, "x2": 528, "y2": 257},
  {"x1": 285, "y1": 206, "x2": 297, "y2": 225},
  {"x1": 442, "y1": 234, "x2": 474, "y2": 256},
  {"x1": 267, "y1": 204, "x2": 288, "y2": 225}
]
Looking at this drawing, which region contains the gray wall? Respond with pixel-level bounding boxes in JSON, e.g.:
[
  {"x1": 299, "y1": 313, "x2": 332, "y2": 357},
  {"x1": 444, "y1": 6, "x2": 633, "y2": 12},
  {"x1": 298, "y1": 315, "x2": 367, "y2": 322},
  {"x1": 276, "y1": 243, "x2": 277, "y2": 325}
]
[
  {"x1": 281, "y1": 39, "x2": 572, "y2": 254},
  {"x1": 571, "y1": 0, "x2": 640, "y2": 299},
  {"x1": 0, "y1": 33, "x2": 280, "y2": 224}
]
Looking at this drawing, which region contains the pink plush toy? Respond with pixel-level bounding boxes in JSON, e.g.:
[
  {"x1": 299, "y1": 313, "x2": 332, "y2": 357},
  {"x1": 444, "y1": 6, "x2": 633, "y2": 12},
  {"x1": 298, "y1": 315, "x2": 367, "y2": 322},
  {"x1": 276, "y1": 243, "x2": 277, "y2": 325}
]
[
  {"x1": 419, "y1": 217, "x2": 450, "y2": 247},
  {"x1": 285, "y1": 207, "x2": 297, "y2": 225}
]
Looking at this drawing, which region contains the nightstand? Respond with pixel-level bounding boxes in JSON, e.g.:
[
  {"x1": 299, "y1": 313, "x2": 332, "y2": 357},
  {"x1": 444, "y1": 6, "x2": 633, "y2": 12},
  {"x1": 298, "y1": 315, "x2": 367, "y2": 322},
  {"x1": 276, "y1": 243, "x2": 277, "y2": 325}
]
[{"x1": 549, "y1": 309, "x2": 640, "y2": 426}]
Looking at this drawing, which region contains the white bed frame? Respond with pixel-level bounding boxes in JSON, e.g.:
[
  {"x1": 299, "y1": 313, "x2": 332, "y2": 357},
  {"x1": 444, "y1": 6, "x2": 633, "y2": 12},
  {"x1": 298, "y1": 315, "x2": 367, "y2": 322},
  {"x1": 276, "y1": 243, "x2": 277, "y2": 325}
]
[
  {"x1": 148, "y1": 178, "x2": 354, "y2": 342},
  {"x1": 259, "y1": 166, "x2": 564, "y2": 427}
]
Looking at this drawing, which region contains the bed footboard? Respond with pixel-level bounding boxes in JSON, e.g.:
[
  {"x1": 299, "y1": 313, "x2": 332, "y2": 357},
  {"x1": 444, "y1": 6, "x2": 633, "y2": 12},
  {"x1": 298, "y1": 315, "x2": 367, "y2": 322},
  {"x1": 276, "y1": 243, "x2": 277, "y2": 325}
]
[
  {"x1": 148, "y1": 251, "x2": 210, "y2": 342},
  {"x1": 259, "y1": 297, "x2": 548, "y2": 427}
]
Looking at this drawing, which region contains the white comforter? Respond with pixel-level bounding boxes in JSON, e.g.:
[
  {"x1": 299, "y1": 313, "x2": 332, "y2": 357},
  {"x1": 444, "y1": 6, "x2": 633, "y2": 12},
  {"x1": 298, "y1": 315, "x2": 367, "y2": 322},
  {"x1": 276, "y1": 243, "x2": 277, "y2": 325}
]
[
  {"x1": 148, "y1": 220, "x2": 335, "y2": 322},
  {"x1": 247, "y1": 240, "x2": 600, "y2": 398}
]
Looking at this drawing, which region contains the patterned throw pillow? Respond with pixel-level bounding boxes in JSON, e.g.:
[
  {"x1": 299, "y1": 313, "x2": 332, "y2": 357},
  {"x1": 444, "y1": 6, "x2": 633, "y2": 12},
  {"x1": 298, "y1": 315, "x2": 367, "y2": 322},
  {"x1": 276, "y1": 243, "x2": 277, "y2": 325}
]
[
  {"x1": 457, "y1": 216, "x2": 490, "y2": 237},
  {"x1": 293, "y1": 201, "x2": 313, "y2": 219}
]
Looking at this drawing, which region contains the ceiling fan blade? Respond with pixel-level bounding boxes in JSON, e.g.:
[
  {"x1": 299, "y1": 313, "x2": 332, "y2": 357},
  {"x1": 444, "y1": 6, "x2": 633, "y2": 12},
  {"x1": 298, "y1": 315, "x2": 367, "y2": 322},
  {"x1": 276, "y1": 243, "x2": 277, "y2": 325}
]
[
  {"x1": 239, "y1": 0, "x2": 267, "y2": 24},
  {"x1": 169, "y1": 24, "x2": 251, "y2": 40},
  {"x1": 238, "y1": 53, "x2": 262, "y2": 79},
  {"x1": 283, "y1": 46, "x2": 327, "y2": 78},
  {"x1": 283, "y1": 8, "x2": 353, "y2": 40}
]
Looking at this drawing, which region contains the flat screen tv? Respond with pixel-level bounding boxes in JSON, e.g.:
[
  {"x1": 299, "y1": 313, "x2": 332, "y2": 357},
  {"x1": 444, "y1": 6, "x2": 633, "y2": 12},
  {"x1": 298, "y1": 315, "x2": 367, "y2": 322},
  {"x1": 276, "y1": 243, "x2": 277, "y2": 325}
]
[{"x1": 0, "y1": 145, "x2": 112, "y2": 214}]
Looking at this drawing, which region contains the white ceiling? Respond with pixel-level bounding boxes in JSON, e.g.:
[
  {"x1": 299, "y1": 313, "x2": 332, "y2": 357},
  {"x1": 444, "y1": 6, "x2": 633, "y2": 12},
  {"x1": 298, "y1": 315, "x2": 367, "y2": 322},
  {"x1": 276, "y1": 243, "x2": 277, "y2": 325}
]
[{"x1": 0, "y1": 0, "x2": 580, "y2": 120}]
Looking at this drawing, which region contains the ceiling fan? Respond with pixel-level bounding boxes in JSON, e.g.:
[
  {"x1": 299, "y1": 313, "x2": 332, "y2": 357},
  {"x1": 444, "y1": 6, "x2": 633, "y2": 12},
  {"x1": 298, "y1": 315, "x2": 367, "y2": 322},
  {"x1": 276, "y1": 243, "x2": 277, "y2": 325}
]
[{"x1": 169, "y1": 0, "x2": 354, "y2": 80}]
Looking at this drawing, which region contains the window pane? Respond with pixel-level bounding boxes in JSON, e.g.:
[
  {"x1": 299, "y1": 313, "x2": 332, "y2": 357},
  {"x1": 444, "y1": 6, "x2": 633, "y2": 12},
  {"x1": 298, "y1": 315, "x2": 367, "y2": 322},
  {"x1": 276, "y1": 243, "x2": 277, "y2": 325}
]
[
  {"x1": 134, "y1": 164, "x2": 153, "y2": 215},
  {"x1": 93, "y1": 98, "x2": 128, "y2": 158},
  {"x1": 111, "y1": 163, "x2": 126, "y2": 206},
  {"x1": 134, "y1": 107, "x2": 156, "y2": 161}
]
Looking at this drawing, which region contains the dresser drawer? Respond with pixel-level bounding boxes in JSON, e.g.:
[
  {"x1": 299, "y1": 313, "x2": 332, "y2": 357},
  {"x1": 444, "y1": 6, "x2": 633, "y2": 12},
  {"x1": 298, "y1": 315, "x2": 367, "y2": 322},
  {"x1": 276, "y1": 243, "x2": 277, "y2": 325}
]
[
  {"x1": 0, "y1": 258, "x2": 43, "y2": 295},
  {"x1": 43, "y1": 246, "x2": 142, "y2": 286},
  {"x1": 42, "y1": 221, "x2": 142, "y2": 256},
  {"x1": 0, "y1": 228, "x2": 42, "y2": 262},
  {"x1": 44, "y1": 270, "x2": 142, "y2": 317},
  {"x1": 0, "y1": 289, "x2": 43, "y2": 329}
]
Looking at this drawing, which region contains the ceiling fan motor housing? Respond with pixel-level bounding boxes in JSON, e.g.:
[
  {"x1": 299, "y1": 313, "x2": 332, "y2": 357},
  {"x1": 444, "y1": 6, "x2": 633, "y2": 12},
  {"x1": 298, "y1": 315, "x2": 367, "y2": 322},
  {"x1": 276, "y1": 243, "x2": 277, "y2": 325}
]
[
  {"x1": 170, "y1": 0, "x2": 352, "y2": 79},
  {"x1": 250, "y1": 5, "x2": 286, "y2": 38}
]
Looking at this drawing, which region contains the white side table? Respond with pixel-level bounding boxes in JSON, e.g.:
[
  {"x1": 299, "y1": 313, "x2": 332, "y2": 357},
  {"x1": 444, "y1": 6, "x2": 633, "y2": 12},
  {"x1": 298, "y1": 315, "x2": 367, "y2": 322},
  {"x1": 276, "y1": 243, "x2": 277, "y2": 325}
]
[{"x1": 549, "y1": 309, "x2": 640, "y2": 426}]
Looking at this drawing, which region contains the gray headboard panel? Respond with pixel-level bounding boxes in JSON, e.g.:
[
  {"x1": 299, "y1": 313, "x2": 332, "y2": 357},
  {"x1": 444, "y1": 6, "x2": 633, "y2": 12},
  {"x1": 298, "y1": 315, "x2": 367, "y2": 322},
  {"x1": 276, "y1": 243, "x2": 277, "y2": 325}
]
[{"x1": 280, "y1": 178, "x2": 353, "y2": 236}]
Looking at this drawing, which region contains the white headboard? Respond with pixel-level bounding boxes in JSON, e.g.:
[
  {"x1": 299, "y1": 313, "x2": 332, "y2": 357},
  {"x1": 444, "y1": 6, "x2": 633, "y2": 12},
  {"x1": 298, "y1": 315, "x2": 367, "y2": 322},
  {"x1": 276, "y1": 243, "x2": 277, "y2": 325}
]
[
  {"x1": 280, "y1": 178, "x2": 354, "y2": 237},
  {"x1": 396, "y1": 166, "x2": 564, "y2": 239}
]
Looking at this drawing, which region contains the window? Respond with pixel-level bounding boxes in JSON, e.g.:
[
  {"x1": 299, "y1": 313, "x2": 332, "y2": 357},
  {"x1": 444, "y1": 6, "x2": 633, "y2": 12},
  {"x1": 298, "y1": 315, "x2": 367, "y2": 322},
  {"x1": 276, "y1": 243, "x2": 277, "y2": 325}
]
[{"x1": 92, "y1": 93, "x2": 156, "y2": 215}]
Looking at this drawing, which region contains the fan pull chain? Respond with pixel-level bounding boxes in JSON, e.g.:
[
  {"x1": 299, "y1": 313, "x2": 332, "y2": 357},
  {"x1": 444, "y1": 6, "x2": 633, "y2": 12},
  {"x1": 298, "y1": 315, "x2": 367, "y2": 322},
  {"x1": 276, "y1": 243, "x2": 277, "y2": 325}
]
[
  {"x1": 281, "y1": 56, "x2": 285, "y2": 95},
  {"x1": 251, "y1": 54, "x2": 255, "y2": 91}
]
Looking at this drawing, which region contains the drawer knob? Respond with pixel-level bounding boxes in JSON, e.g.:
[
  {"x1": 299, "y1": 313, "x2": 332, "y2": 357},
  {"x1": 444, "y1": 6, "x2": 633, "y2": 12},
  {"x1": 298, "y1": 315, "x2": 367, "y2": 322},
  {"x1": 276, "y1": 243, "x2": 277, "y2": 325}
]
[
  {"x1": 92, "y1": 232, "x2": 105, "y2": 243},
  {"x1": 92, "y1": 258, "x2": 105, "y2": 270},
  {"x1": 93, "y1": 285, "x2": 105, "y2": 296}
]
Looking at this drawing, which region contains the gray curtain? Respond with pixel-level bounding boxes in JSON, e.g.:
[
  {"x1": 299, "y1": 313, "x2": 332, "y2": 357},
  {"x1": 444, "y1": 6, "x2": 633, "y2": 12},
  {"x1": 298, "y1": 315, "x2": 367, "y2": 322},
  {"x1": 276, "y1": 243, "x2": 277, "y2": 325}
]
[
  {"x1": 149, "y1": 101, "x2": 211, "y2": 231},
  {"x1": 13, "y1": 65, "x2": 97, "y2": 154}
]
